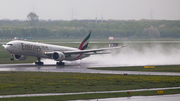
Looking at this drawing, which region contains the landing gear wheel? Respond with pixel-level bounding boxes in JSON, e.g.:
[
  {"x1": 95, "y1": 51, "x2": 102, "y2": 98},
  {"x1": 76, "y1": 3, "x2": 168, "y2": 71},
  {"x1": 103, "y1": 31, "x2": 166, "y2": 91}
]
[
  {"x1": 35, "y1": 57, "x2": 44, "y2": 65},
  {"x1": 10, "y1": 58, "x2": 14, "y2": 61},
  {"x1": 10, "y1": 54, "x2": 14, "y2": 61},
  {"x1": 35, "y1": 62, "x2": 44, "y2": 65},
  {"x1": 56, "y1": 62, "x2": 65, "y2": 66}
]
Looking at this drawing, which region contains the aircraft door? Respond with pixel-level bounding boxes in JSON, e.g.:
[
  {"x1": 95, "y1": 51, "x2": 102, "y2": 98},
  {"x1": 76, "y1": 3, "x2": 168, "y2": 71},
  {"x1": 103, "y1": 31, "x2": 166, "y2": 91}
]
[{"x1": 18, "y1": 43, "x2": 21, "y2": 49}]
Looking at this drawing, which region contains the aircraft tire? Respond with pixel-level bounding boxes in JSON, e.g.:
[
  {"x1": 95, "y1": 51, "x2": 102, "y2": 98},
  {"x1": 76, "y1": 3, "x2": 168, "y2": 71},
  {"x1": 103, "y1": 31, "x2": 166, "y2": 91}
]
[
  {"x1": 10, "y1": 58, "x2": 14, "y2": 61},
  {"x1": 56, "y1": 62, "x2": 65, "y2": 66},
  {"x1": 35, "y1": 62, "x2": 44, "y2": 65}
]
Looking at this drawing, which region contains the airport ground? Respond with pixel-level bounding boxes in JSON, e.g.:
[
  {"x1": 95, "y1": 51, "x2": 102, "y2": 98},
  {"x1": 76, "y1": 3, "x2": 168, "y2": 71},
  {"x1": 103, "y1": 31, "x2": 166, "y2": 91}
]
[
  {"x1": 0, "y1": 41, "x2": 180, "y2": 100},
  {"x1": 0, "y1": 65, "x2": 179, "y2": 101},
  {"x1": 0, "y1": 89, "x2": 180, "y2": 101},
  {"x1": 0, "y1": 71, "x2": 180, "y2": 95}
]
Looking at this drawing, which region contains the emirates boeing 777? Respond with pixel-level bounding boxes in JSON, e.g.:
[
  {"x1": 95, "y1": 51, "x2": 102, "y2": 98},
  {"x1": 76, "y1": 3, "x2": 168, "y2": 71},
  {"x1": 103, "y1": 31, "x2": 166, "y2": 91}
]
[{"x1": 2, "y1": 31, "x2": 123, "y2": 65}]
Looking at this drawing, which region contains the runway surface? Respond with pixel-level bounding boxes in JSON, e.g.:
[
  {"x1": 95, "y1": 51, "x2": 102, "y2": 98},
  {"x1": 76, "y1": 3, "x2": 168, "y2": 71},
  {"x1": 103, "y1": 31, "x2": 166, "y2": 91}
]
[{"x1": 0, "y1": 60, "x2": 180, "y2": 76}]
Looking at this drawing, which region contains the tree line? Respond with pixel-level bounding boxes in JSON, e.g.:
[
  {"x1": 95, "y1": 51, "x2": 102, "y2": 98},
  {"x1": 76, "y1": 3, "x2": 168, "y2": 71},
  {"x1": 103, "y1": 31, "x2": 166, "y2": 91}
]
[{"x1": 0, "y1": 18, "x2": 180, "y2": 39}]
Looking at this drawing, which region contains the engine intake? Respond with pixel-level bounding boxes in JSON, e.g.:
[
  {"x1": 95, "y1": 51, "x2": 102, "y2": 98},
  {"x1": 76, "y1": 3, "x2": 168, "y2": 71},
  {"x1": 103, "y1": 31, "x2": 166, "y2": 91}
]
[
  {"x1": 14, "y1": 55, "x2": 27, "y2": 60},
  {"x1": 52, "y1": 52, "x2": 65, "y2": 61}
]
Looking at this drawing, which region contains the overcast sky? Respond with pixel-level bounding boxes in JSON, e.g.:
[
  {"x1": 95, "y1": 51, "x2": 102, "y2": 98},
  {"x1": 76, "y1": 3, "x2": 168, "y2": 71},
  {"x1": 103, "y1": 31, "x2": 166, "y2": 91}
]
[{"x1": 0, "y1": 0, "x2": 180, "y2": 20}]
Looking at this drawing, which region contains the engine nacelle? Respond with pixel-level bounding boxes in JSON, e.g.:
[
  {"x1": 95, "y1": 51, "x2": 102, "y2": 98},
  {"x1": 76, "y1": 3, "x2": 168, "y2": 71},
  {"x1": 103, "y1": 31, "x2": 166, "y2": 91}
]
[
  {"x1": 14, "y1": 55, "x2": 27, "y2": 61},
  {"x1": 52, "y1": 52, "x2": 65, "y2": 61}
]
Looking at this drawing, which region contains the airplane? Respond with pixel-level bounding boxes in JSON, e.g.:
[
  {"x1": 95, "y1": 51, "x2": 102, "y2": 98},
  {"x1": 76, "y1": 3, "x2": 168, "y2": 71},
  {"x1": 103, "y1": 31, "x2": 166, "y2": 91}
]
[{"x1": 2, "y1": 31, "x2": 124, "y2": 65}]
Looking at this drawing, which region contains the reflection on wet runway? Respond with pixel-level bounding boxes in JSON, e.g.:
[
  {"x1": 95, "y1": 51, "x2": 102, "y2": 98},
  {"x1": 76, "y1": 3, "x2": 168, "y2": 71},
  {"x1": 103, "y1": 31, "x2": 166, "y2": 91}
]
[{"x1": 0, "y1": 60, "x2": 180, "y2": 76}]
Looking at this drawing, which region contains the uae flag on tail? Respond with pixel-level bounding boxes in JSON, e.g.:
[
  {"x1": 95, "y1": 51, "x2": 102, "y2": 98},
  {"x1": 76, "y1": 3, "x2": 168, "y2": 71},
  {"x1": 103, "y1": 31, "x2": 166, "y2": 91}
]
[{"x1": 78, "y1": 30, "x2": 91, "y2": 50}]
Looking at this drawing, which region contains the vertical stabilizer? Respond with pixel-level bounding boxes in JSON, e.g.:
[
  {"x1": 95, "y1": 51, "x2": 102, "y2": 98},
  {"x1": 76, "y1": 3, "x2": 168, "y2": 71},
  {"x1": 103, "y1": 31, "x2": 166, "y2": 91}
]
[{"x1": 78, "y1": 30, "x2": 91, "y2": 50}]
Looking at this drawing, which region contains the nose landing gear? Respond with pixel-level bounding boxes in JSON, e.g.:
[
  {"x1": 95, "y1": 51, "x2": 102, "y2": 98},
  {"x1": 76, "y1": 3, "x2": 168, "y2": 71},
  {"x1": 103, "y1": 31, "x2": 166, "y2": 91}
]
[{"x1": 10, "y1": 54, "x2": 14, "y2": 61}]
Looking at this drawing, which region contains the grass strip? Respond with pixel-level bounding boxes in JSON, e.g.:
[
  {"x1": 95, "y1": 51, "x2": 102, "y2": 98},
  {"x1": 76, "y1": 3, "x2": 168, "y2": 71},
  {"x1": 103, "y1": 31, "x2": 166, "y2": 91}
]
[
  {"x1": 0, "y1": 72, "x2": 179, "y2": 95},
  {"x1": 89, "y1": 65, "x2": 180, "y2": 72},
  {"x1": 1, "y1": 89, "x2": 180, "y2": 101}
]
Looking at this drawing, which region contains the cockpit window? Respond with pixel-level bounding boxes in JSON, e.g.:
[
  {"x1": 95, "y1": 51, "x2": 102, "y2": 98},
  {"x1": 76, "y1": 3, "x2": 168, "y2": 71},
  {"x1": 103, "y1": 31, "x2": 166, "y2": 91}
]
[{"x1": 7, "y1": 44, "x2": 13, "y2": 46}]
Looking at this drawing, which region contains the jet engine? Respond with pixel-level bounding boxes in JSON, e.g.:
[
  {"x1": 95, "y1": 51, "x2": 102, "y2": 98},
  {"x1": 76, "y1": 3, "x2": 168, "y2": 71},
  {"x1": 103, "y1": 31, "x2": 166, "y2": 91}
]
[
  {"x1": 52, "y1": 52, "x2": 65, "y2": 61},
  {"x1": 14, "y1": 55, "x2": 27, "y2": 60}
]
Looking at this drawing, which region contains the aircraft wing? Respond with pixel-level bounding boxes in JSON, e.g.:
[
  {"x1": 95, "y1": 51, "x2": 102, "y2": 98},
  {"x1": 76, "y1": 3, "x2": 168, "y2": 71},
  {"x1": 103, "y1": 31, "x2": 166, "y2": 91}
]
[
  {"x1": 63, "y1": 46, "x2": 124, "y2": 54},
  {"x1": 44, "y1": 46, "x2": 124, "y2": 55}
]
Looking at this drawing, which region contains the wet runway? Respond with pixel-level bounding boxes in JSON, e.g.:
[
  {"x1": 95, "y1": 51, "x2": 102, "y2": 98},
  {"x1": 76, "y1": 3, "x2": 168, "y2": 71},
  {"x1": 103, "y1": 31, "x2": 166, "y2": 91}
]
[{"x1": 0, "y1": 60, "x2": 180, "y2": 76}]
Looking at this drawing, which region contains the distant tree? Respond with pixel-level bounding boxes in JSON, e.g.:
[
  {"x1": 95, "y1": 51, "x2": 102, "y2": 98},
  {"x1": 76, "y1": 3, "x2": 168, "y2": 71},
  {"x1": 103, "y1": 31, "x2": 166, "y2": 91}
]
[
  {"x1": 27, "y1": 12, "x2": 39, "y2": 26},
  {"x1": 143, "y1": 26, "x2": 161, "y2": 38},
  {"x1": 87, "y1": 22, "x2": 96, "y2": 29},
  {"x1": 109, "y1": 23, "x2": 119, "y2": 29}
]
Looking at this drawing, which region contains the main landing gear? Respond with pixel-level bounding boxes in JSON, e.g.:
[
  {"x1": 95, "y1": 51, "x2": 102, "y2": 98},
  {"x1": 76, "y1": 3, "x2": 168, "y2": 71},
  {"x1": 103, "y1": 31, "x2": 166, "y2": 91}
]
[
  {"x1": 35, "y1": 58, "x2": 65, "y2": 66},
  {"x1": 56, "y1": 61, "x2": 65, "y2": 66},
  {"x1": 35, "y1": 57, "x2": 44, "y2": 65}
]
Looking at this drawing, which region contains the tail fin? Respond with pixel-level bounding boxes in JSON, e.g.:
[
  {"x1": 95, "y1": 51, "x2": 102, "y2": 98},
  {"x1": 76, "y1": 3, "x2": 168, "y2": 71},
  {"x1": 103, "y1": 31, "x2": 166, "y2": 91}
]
[{"x1": 78, "y1": 30, "x2": 91, "y2": 50}]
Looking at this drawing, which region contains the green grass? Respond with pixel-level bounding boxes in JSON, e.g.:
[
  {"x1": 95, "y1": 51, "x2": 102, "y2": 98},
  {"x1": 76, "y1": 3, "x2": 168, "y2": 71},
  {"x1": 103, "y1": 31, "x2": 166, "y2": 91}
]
[
  {"x1": 0, "y1": 72, "x2": 179, "y2": 95},
  {"x1": 89, "y1": 65, "x2": 180, "y2": 72},
  {"x1": 1, "y1": 89, "x2": 180, "y2": 101}
]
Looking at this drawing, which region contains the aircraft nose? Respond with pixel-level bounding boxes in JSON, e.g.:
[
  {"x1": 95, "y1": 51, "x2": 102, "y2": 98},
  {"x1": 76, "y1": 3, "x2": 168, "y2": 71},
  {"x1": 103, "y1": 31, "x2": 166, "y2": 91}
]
[
  {"x1": 2, "y1": 44, "x2": 10, "y2": 51},
  {"x1": 2, "y1": 44, "x2": 6, "y2": 48}
]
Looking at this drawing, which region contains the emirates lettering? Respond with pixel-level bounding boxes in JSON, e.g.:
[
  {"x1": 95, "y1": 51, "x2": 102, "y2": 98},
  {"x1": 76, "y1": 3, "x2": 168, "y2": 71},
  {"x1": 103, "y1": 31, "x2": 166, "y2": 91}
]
[{"x1": 21, "y1": 43, "x2": 48, "y2": 52}]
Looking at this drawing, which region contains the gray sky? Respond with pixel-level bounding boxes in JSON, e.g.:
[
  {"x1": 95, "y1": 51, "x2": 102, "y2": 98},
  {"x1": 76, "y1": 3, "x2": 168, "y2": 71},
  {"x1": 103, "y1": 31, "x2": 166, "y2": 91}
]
[{"x1": 0, "y1": 0, "x2": 180, "y2": 20}]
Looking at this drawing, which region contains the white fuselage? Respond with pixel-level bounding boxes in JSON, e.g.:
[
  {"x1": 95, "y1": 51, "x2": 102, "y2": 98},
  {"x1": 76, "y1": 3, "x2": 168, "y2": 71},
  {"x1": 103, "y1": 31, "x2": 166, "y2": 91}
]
[{"x1": 5, "y1": 40, "x2": 89, "y2": 61}]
